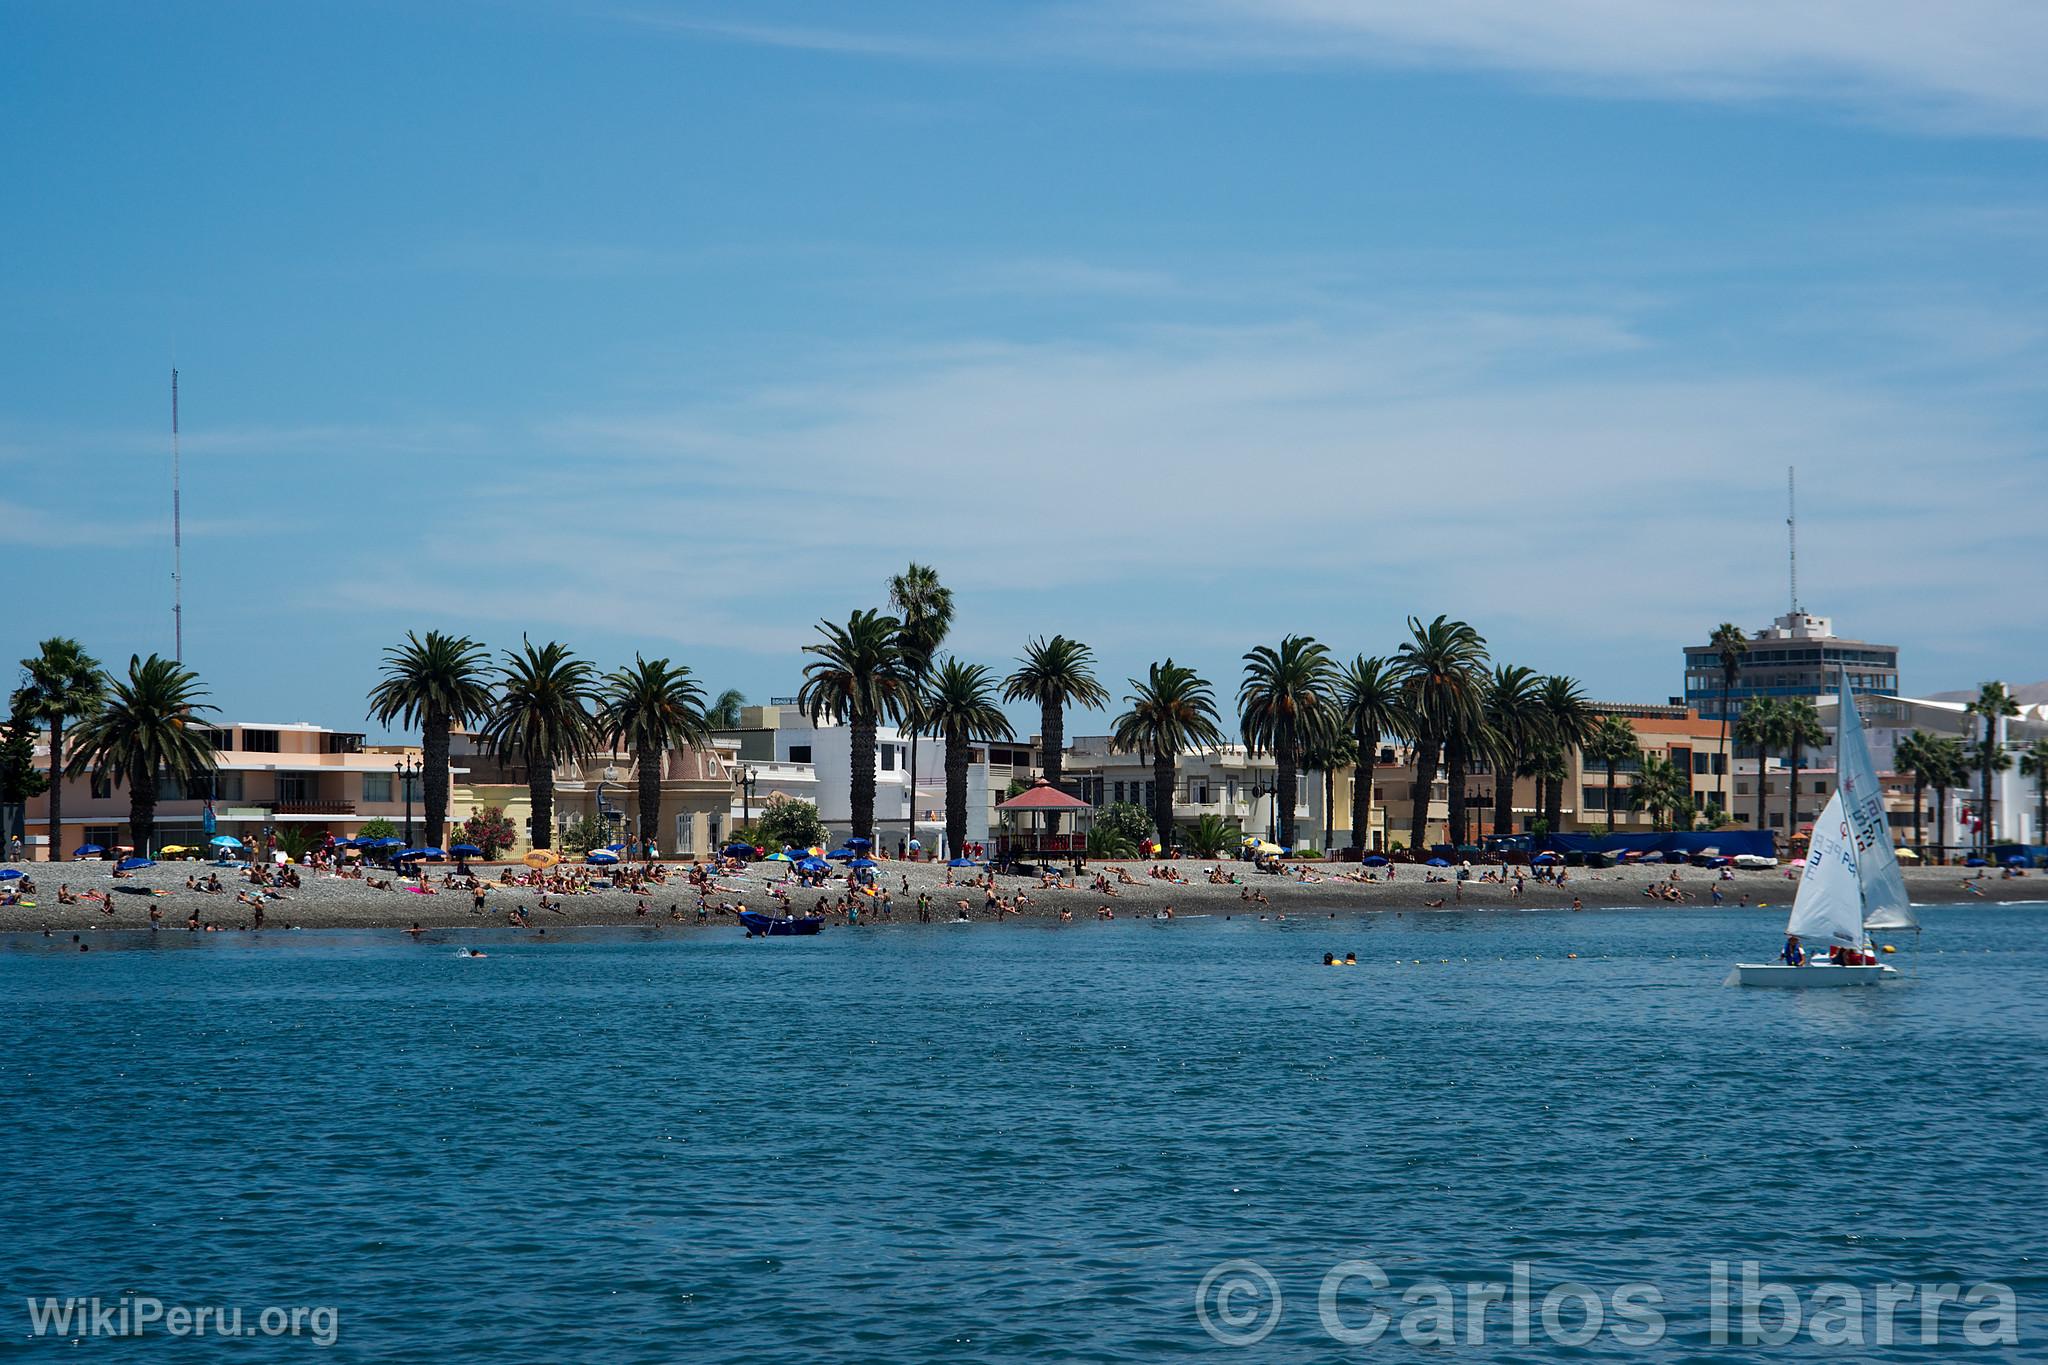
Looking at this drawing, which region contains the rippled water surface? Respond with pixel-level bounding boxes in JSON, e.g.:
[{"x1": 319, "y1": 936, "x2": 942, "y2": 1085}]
[{"x1": 4, "y1": 905, "x2": 2045, "y2": 1360}]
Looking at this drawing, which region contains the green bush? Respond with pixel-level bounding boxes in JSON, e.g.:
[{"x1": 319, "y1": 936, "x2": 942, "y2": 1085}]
[
  {"x1": 756, "y1": 796, "x2": 829, "y2": 853},
  {"x1": 358, "y1": 817, "x2": 398, "y2": 841},
  {"x1": 560, "y1": 816, "x2": 609, "y2": 856}
]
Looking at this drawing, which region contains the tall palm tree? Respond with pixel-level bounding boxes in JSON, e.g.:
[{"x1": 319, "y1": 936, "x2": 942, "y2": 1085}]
[
  {"x1": 1780, "y1": 697, "x2": 1826, "y2": 838},
  {"x1": 1238, "y1": 635, "x2": 1340, "y2": 850},
  {"x1": 1481, "y1": 665, "x2": 1543, "y2": 841},
  {"x1": 1966, "y1": 682, "x2": 2020, "y2": 853},
  {"x1": 1893, "y1": 729, "x2": 1935, "y2": 858},
  {"x1": 1710, "y1": 622, "x2": 1748, "y2": 816},
  {"x1": 889, "y1": 564, "x2": 954, "y2": 844},
  {"x1": 1003, "y1": 635, "x2": 1109, "y2": 833},
  {"x1": 64, "y1": 654, "x2": 216, "y2": 856},
  {"x1": 920, "y1": 658, "x2": 1013, "y2": 859},
  {"x1": 799, "y1": 610, "x2": 914, "y2": 844},
  {"x1": 16, "y1": 637, "x2": 104, "y2": 861},
  {"x1": 1632, "y1": 752, "x2": 1689, "y2": 831},
  {"x1": 1337, "y1": 655, "x2": 1410, "y2": 856},
  {"x1": 1534, "y1": 674, "x2": 1593, "y2": 837},
  {"x1": 2018, "y1": 739, "x2": 2048, "y2": 852},
  {"x1": 599, "y1": 656, "x2": 709, "y2": 857},
  {"x1": 1736, "y1": 697, "x2": 1785, "y2": 840},
  {"x1": 705, "y1": 689, "x2": 747, "y2": 730},
  {"x1": 1393, "y1": 617, "x2": 1490, "y2": 850},
  {"x1": 1585, "y1": 714, "x2": 1640, "y2": 835},
  {"x1": 1928, "y1": 736, "x2": 1969, "y2": 863},
  {"x1": 481, "y1": 639, "x2": 599, "y2": 851},
  {"x1": 1111, "y1": 660, "x2": 1224, "y2": 852},
  {"x1": 367, "y1": 631, "x2": 492, "y2": 848}
]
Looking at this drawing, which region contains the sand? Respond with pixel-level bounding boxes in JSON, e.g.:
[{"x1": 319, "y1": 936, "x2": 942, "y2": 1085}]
[{"x1": 1, "y1": 857, "x2": 2039, "y2": 935}]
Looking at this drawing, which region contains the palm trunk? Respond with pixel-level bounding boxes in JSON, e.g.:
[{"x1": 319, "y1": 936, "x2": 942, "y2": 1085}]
[
  {"x1": 1153, "y1": 752, "x2": 1174, "y2": 852},
  {"x1": 1719, "y1": 678, "x2": 1733, "y2": 814},
  {"x1": 2037, "y1": 775, "x2": 2046, "y2": 850},
  {"x1": 1277, "y1": 736, "x2": 1299, "y2": 849},
  {"x1": 130, "y1": 786, "x2": 156, "y2": 857},
  {"x1": 529, "y1": 757, "x2": 554, "y2": 850},
  {"x1": 1757, "y1": 746, "x2": 1771, "y2": 843},
  {"x1": 1444, "y1": 734, "x2": 1468, "y2": 849},
  {"x1": 636, "y1": 740, "x2": 662, "y2": 855},
  {"x1": 46, "y1": 716, "x2": 65, "y2": 860},
  {"x1": 1041, "y1": 701, "x2": 1064, "y2": 835},
  {"x1": 1788, "y1": 746, "x2": 1802, "y2": 843},
  {"x1": 850, "y1": 713, "x2": 876, "y2": 844},
  {"x1": 424, "y1": 709, "x2": 451, "y2": 848},
  {"x1": 944, "y1": 728, "x2": 968, "y2": 860},
  {"x1": 1324, "y1": 766, "x2": 1335, "y2": 852},
  {"x1": 1981, "y1": 736, "x2": 1995, "y2": 854},
  {"x1": 1407, "y1": 735, "x2": 1438, "y2": 851},
  {"x1": 1490, "y1": 758, "x2": 1514, "y2": 843},
  {"x1": 1936, "y1": 785, "x2": 1950, "y2": 863},
  {"x1": 1543, "y1": 767, "x2": 1563, "y2": 837},
  {"x1": 1911, "y1": 777, "x2": 1924, "y2": 857},
  {"x1": 1606, "y1": 761, "x2": 1619, "y2": 834},
  {"x1": 907, "y1": 731, "x2": 921, "y2": 852},
  {"x1": 1350, "y1": 723, "x2": 1375, "y2": 854}
]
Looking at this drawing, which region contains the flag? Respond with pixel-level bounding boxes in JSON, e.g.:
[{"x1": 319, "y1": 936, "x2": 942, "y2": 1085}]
[{"x1": 202, "y1": 798, "x2": 216, "y2": 835}]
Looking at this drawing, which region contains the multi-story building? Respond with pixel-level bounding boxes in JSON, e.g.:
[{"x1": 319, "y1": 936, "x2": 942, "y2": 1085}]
[
  {"x1": 447, "y1": 732, "x2": 736, "y2": 860},
  {"x1": 1062, "y1": 736, "x2": 1342, "y2": 851},
  {"x1": 19, "y1": 721, "x2": 421, "y2": 859},
  {"x1": 1683, "y1": 610, "x2": 1900, "y2": 722}
]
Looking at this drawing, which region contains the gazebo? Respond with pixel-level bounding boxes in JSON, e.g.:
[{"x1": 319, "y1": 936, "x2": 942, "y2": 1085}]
[{"x1": 993, "y1": 779, "x2": 1094, "y2": 868}]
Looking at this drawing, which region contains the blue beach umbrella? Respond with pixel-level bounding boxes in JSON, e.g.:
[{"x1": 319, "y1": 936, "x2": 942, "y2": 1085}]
[
  {"x1": 1965, "y1": 858, "x2": 1988, "y2": 867},
  {"x1": 1532, "y1": 852, "x2": 1562, "y2": 865},
  {"x1": 449, "y1": 844, "x2": 483, "y2": 857},
  {"x1": 73, "y1": 843, "x2": 106, "y2": 857},
  {"x1": 1361, "y1": 855, "x2": 1389, "y2": 867},
  {"x1": 605, "y1": 842, "x2": 628, "y2": 853},
  {"x1": 847, "y1": 837, "x2": 872, "y2": 848},
  {"x1": 848, "y1": 857, "x2": 878, "y2": 870},
  {"x1": 117, "y1": 856, "x2": 155, "y2": 871},
  {"x1": 1425, "y1": 857, "x2": 1451, "y2": 868},
  {"x1": 948, "y1": 857, "x2": 978, "y2": 868},
  {"x1": 2005, "y1": 855, "x2": 2028, "y2": 867},
  {"x1": 586, "y1": 851, "x2": 620, "y2": 865},
  {"x1": 209, "y1": 835, "x2": 243, "y2": 849},
  {"x1": 796, "y1": 858, "x2": 830, "y2": 873},
  {"x1": 0, "y1": 868, "x2": 24, "y2": 880},
  {"x1": 827, "y1": 849, "x2": 856, "y2": 861}
]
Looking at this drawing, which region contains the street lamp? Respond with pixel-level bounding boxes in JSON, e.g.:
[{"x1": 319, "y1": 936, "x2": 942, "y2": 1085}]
[
  {"x1": 395, "y1": 756, "x2": 420, "y2": 848},
  {"x1": 738, "y1": 765, "x2": 758, "y2": 826}
]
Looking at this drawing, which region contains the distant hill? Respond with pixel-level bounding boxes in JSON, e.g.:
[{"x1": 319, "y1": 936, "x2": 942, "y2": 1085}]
[{"x1": 1925, "y1": 681, "x2": 2048, "y2": 706}]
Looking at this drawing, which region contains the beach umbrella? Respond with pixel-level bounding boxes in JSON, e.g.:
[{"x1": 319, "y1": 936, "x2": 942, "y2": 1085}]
[
  {"x1": 369, "y1": 836, "x2": 404, "y2": 849},
  {"x1": 1894, "y1": 847, "x2": 1920, "y2": 861},
  {"x1": 797, "y1": 857, "x2": 831, "y2": 873},
  {"x1": 523, "y1": 849, "x2": 560, "y2": 869},
  {"x1": 847, "y1": 837, "x2": 872, "y2": 848},
  {"x1": 1965, "y1": 858, "x2": 1988, "y2": 867},
  {"x1": 848, "y1": 857, "x2": 878, "y2": 870},
  {"x1": 0, "y1": 869, "x2": 23, "y2": 880},
  {"x1": 73, "y1": 843, "x2": 106, "y2": 857},
  {"x1": 948, "y1": 857, "x2": 978, "y2": 867},
  {"x1": 827, "y1": 849, "x2": 856, "y2": 860},
  {"x1": 209, "y1": 835, "x2": 243, "y2": 849},
  {"x1": 2006, "y1": 855, "x2": 2028, "y2": 867},
  {"x1": 586, "y1": 851, "x2": 619, "y2": 865},
  {"x1": 722, "y1": 843, "x2": 755, "y2": 857},
  {"x1": 1361, "y1": 855, "x2": 1389, "y2": 867},
  {"x1": 117, "y1": 856, "x2": 155, "y2": 871},
  {"x1": 160, "y1": 844, "x2": 189, "y2": 854},
  {"x1": 1425, "y1": 857, "x2": 1451, "y2": 868},
  {"x1": 449, "y1": 843, "x2": 483, "y2": 857},
  {"x1": 1532, "y1": 852, "x2": 1562, "y2": 865},
  {"x1": 765, "y1": 851, "x2": 796, "y2": 862},
  {"x1": 605, "y1": 842, "x2": 628, "y2": 853}
]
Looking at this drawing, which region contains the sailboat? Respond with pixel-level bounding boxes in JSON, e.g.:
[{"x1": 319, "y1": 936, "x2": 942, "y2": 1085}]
[{"x1": 1728, "y1": 669, "x2": 1917, "y2": 987}]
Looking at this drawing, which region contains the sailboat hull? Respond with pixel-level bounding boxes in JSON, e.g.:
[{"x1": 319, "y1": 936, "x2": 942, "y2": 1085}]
[{"x1": 1727, "y1": 963, "x2": 1899, "y2": 988}]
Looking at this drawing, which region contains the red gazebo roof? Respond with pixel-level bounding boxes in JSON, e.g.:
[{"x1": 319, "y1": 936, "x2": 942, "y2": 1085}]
[{"x1": 995, "y1": 779, "x2": 1092, "y2": 812}]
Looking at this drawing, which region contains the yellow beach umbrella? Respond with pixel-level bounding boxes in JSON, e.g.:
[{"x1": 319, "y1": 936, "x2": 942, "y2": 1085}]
[
  {"x1": 160, "y1": 845, "x2": 189, "y2": 854},
  {"x1": 1894, "y1": 847, "x2": 1920, "y2": 861},
  {"x1": 524, "y1": 849, "x2": 560, "y2": 869}
]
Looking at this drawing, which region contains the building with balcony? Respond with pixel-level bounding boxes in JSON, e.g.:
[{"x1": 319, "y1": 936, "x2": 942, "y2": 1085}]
[
  {"x1": 1683, "y1": 610, "x2": 1899, "y2": 722},
  {"x1": 1062, "y1": 736, "x2": 1343, "y2": 851}
]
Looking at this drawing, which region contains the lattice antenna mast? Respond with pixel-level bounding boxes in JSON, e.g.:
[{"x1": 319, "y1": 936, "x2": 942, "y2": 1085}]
[
  {"x1": 1786, "y1": 465, "x2": 1799, "y2": 615},
  {"x1": 172, "y1": 366, "x2": 183, "y2": 662}
]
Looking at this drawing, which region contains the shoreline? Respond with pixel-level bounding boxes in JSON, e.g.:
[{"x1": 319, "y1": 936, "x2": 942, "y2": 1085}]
[{"x1": 2, "y1": 859, "x2": 2040, "y2": 934}]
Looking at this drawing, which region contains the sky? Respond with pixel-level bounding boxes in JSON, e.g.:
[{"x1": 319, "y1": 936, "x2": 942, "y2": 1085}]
[{"x1": 6, "y1": 0, "x2": 2046, "y2": 737}]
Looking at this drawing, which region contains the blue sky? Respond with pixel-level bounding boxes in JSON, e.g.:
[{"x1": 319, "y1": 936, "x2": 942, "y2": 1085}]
[{"x1": 6, "y1": 1, "x2": 2045, "y2": 735}]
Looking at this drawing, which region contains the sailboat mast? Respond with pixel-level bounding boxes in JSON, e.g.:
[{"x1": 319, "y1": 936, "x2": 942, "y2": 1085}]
[{"x1": 171, "y1": 366, "x2": 183, "y2": 663}]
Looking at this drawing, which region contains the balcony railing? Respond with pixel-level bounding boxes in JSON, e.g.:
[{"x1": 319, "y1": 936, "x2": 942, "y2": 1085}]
[{"x1": 271, "y1": 800, "x2": 357, "y2": 816}]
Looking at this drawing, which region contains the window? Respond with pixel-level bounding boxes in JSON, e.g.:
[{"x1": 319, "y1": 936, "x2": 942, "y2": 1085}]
[
  {"x1": 674, "y1": 813, "x2": 695, "y2": 856},
  {"x1": 401, "y1": 774, "x2": 422, "y2": 803},
  {"x1": 362, "y1": 773, "x2": 393, "y2": 803},
  {"x1": 788, "y1": 745, "x2": 812, "y2": 764},
  {"x1": 1814, "y1": 781, "x2": 1826, "y2": 794},
  {"x1": 1194, "y1": 782, "x2": 1209, "y2": 803},
  {"x1": 1114, "y1": 782, "x2": 1125, "y2": 804},
  {"x1": 85, "y1": 825, "x2": 119, "y2": 849},
  {"x1": 1583, "y1": 786, "x2": 1608, "y2": 811},
  {"x1": 241, "y1": 729, "x2": 280, "y2": 753},
  {"x1": 1735, "y1": 781, "x2": 1750, "y2": 796},
  {"x1": 880, "y1": 746, "x2": 896, "y2": 772},
  {"x1": 90, "y1": 774, "x2": 113, "y2": 800},
  {"x1": 276, "y1": 776, "x2": 309, "y2": 804}
]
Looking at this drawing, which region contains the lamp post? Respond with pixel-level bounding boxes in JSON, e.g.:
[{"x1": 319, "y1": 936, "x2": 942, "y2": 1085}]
[
  {"x1": 739, "y1": 766, "x2": 758, "y2": 826},
  {"x1": 396, "y1": 756, "x2": 420, "y2": 849}
]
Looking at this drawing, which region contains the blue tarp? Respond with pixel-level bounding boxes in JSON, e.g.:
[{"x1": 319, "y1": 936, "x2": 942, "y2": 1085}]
[
  {"x1": 1536, "y1": 830, "x2": 1777, "y2": 859},
  {"x1": 1992, "y1": 844, "x2": 2048, "y2": 867}
]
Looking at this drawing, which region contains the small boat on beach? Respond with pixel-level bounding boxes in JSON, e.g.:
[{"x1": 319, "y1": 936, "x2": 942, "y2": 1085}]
[
  {"x1": 739, "y1": 910, "x2": 824, "y2": 937},
  {"x1": 1730, "y1": 670, "x2": 1916, "y2": 988}
]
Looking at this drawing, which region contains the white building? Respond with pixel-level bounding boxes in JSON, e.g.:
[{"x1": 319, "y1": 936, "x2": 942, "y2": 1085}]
[
  {"x1": 1062, "y1": 736, "x2": 1335, "y2": 849},
  {"x1": 1817, "y1": 692, "x2": 2048, "y2": 845}
]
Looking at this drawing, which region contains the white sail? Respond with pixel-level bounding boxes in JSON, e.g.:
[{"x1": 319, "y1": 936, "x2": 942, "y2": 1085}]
[
  {"x1": 1785, "y1": 790, "x2": 1866, "y2": 948},
  {"x1": 1832, "y1": 669, "x2": 1919, "y2": 932}
]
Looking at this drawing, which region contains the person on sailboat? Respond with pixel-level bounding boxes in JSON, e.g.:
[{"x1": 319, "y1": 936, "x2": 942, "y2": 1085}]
[{"x1": 1780, "y1": 934, "x2": 1806, "y2": 966}]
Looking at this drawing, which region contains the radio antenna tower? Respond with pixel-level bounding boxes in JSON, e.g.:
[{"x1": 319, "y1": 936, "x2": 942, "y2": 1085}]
[
  {"x1": 1786, "y1": 465, "x2": 1799, "y2": 616},
  {"x1": 171, "y1": 366, "x2": 183, "y2": 662}
]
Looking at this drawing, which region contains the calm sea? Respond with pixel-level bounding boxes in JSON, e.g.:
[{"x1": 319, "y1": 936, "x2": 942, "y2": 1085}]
[{"x1": 3, "y1": 905, "x2": 2044, "y2": 1361}]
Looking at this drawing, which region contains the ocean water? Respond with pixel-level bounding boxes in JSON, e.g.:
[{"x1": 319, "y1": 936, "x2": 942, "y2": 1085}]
[{"x1": 3, "y1": 905, "x2": 2044, "y2": 1361}]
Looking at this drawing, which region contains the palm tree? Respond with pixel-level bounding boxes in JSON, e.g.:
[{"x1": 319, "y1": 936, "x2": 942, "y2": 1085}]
[
  {"x1": 1481, "y1": 665, "x2": 1543, "y2": 841},
  {"x1": 1966, "y1": 682, "x2": 2020, "y2": 853},
  {"x1": 2019, "y1": 739, "x2": 2048, "y2": 852},
  {"x1": 1337, "y1": 656, "x2": 1409, "y2": 856},
  {"x1": 799, "y1": 609, "x2": 915, "y2": 844},
  {"x1": 16, "y1": 637, "x2": 104, "y2": 861},
  {"x1": 1239, "y1": 636, "x2": 1340, "y2": 851},
  {"x1": 1710, "y1": 622, "x2": 1748, "y2": 815},
  {"x1": 1393, "y1": 617, "x2": 1490, "y2": 850},
  {"x1": 1185, "y1": 812, "x2": 1237, "y2": 858},
  {"x1": 1585, "y1": 714, "x2": 1639, "y2": 835},
  {"x1": 367, "y1": 631, "x2": 492, "y2": 848},
  {"x1": 1534, "y1": 674, "x2": 1593, "y2": 836},
  {"x1": 1736, "y1": 697, "x2": 1786, "y2": 840},
  {"x1": 481, "y1": 639, "x2": 599, "y2": 851},
  {"x1": 919, "y1": 658, "x2": 1012, "y2": 859},
  {"x1": 1893, "y1": 729, "x2": 1936, "y2": 857},
  {"x1": 1928, "y1": 736, "x2": 1969, "y2": 863},
  {"x1": 705, "y1": 689, "x2": 747, "y2": 730},
  {"x1": 1003, "y1": 636, "x2": 1109, "y2": 833},
  {"x1": 1780, "y1": 697, "x2": 1826, "y2": 838},
  {"x1": 889, "y1": 564, "x2": 954, "y2": 844},
  {"x1": 1632, "y1": 752, "x2": 1689, "y2": 831},
  {"x1": 63, "y1": 654, "x2": 216, "y2": 855},
  {"x1": 1111, "y1": 660, "x2": 1224, "y2": 853},
  {"x1": 599, "y1": 656, "x2": 709, "y2": 856}
]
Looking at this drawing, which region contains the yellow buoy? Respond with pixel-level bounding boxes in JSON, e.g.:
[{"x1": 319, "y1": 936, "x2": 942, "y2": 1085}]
[{"x1": 1882, "y1": 943, "x2": 1896, "y2": 954}]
